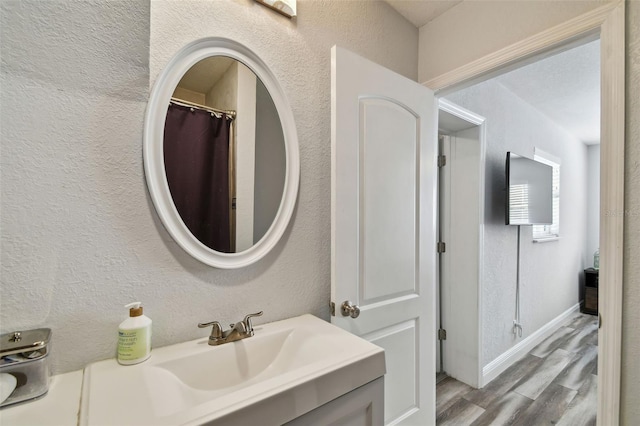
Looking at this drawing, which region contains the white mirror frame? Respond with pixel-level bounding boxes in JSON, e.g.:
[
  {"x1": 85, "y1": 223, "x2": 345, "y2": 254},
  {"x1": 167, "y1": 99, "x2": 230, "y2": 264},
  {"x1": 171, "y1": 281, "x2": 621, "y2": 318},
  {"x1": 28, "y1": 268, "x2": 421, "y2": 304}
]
[{"x1": 144, "y1": 38, "x2": 300, "y2": 269}]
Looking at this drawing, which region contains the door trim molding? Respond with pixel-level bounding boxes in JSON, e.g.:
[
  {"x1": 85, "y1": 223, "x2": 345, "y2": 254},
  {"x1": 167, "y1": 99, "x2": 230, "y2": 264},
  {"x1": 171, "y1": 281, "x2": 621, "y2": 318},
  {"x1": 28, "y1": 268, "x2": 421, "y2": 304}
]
[
  {"x1": 423, "y1": 2, "x2": 618, "y2": 92},
  {"x1": 424, "y1": 2, "x2": 625, "y2": 424},
  {"x1": 438, "y1": 98, "x2": 486, "y2": 388}
]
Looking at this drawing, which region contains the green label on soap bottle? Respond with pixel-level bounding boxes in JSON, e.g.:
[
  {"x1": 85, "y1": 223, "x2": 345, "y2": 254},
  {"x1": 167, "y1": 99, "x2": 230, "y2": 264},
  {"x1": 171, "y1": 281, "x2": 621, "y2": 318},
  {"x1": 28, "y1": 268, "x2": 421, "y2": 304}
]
[{"x1": 117, "y1": 327, "x2": 149, "y2": 361}]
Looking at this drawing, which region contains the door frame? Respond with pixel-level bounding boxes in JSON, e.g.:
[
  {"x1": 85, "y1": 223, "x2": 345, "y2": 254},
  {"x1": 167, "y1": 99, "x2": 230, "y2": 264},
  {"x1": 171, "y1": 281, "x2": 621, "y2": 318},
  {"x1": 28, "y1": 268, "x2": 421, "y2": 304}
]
[
  {"x1": 437, "y1": 99, "x2": 486, "y2": 389},
  {"x1": 423, "y1": 2, "x2": 625, "y2": 424}
]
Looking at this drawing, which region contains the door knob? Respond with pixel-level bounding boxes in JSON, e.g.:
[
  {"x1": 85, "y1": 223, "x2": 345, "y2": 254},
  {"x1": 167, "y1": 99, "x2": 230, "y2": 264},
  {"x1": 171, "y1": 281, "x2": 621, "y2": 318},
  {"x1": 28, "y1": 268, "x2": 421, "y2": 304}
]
[{"x1": 341, "y1": 301, "x2": 360, "y2": 318}]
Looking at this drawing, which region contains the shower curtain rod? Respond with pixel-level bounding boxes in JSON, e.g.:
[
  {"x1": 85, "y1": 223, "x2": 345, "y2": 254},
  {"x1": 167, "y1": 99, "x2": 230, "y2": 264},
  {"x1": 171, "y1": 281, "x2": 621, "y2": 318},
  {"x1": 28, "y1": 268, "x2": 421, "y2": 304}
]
[{"x1": 170, "y1": 97, "x2": 236, "y2": 119}]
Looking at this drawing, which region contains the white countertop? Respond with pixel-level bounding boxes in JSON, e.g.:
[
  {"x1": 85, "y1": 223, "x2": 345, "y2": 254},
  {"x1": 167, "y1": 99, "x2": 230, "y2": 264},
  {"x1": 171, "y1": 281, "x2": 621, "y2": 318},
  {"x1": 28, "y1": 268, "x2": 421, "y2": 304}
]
[
  {"x1": 0, "y1": 370, "x2": 82, "y2": 426},
  {"x1": 80, "y1": 314, "x2": 385, "y2": 426},
  {"x1": 0, "y1": 315, "x2": 385, "y2": 426}
]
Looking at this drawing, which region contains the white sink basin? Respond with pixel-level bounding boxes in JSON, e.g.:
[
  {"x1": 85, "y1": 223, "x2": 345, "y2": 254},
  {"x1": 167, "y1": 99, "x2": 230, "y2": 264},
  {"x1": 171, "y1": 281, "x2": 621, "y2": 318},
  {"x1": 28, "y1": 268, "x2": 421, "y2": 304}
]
[{"x1": 80, "y1": 314, "x2": 385, "y2": 426}]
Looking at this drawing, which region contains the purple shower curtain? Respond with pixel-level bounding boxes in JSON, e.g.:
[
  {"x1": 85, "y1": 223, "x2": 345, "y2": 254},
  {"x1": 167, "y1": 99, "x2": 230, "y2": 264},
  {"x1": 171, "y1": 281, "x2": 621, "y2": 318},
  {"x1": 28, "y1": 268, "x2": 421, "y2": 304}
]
[{"x1": 164, "y1": 103, "x2": 232, "y2": 252}]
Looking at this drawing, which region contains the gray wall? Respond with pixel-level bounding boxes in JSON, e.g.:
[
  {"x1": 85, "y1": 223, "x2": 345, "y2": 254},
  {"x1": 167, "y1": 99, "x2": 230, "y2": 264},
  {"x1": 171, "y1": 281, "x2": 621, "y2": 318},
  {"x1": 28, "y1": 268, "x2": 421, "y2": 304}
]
[
  {"x1": 445, "y1": 80, "x2": 588, "y2": 367},
  {"x1": 0, "y1": 0, "x2": 418, "y2": 374}
]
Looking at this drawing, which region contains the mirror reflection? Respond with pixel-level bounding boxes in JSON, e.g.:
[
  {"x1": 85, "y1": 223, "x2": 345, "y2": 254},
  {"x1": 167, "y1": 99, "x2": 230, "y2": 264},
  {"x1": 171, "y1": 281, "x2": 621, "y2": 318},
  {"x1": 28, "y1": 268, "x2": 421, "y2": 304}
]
[{"x1": 164, "y1": 57, "x2": 286, "y2": 253}]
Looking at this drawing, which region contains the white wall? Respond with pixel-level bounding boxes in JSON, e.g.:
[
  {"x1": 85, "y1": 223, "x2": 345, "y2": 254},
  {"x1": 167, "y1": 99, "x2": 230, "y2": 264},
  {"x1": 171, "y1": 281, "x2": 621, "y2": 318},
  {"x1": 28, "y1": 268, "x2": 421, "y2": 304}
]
[
  {"x1": 445, "y1": 80, "x2": 588, "y2": 367},
  {"x1": 0, "y1": 0, "x2": 418, "y2": 374},
  {"x1": 586, "y1": 144, "x2": 600, "y2": 267},
  {"x1": 173, "y1": 86, "x2": 205, "y2": 104},
  {"x1": 234, "y1": 63, "x2": 258, "y2": 252},
  {"x1": 418, "y1": 0, "x2": 608, "y2": 84},
  {"x1": 253, "y1": 79, "x2": 286, "y2": 244},
  {"x1": 1, "y1": 0, "x2": 151, "y2": 372},
  {"x1": 206, "y1": 61, "x2": 238, "y2": 110}
]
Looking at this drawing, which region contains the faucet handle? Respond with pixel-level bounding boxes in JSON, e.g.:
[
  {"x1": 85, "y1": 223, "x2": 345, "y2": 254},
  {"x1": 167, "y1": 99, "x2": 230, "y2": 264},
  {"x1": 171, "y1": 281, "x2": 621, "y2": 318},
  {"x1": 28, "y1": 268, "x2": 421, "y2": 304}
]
[
  {"x1": 243, "y1": 311, "x2": 263, "y2": 333},
  {"x1": 198, "y1": 321, "x2": 223, "y2": 339}
]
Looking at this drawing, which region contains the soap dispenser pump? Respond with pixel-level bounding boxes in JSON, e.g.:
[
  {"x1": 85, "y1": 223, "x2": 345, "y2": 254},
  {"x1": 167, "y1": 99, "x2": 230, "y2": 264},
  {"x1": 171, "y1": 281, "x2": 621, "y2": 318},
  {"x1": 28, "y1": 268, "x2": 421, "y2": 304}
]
[{"x1": 117, "y1": 302, "x2": 152, "y2": 365}]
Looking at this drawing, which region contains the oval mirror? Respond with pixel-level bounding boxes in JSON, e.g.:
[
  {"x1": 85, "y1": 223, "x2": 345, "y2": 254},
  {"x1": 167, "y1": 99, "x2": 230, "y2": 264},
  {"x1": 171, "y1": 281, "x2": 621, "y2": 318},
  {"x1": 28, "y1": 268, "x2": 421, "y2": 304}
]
[{"x1": 144, "y1": 38, "x2": 299, "y2": 268}]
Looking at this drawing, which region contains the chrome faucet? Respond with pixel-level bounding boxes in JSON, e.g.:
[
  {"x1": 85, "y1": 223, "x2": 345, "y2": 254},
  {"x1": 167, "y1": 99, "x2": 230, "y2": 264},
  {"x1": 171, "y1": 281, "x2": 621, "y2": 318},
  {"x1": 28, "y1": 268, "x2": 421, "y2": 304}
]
[{"x1": 198, "y1": 311, "x2": 263, "y2": 346}]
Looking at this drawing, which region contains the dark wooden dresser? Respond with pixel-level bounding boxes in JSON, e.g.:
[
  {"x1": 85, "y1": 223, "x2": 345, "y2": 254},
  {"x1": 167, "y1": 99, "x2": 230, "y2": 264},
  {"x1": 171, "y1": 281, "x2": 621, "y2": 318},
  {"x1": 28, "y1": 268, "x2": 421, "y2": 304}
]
[{"x1": 581, "y1": 267, "x2": 599, "y2": 315}]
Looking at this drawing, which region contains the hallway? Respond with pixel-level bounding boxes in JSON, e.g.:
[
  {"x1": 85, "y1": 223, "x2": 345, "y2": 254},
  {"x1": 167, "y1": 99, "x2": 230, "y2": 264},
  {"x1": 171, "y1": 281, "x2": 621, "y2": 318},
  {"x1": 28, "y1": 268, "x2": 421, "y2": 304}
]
[{"x1": 436, "y1": 313, "x2": 598, "y2": 425}]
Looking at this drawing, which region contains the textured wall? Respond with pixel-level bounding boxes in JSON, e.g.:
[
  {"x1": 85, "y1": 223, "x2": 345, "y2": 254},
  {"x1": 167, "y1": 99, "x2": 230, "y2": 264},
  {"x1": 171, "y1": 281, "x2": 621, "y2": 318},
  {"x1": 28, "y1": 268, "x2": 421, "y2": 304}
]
[
  {"x1": 445, "y1": 81, "x2": 588, "y2": 366},
  {"x1": 621, "y1": 0, "x2": 640, "y2": 422},
  {"x1": 0, "y1": 0, "x2": 417, "y2": 374},
  {"x1": 1, "y1": 0, "x2": 152, "y2": 372},
  {"x1": 418, "y1": 0, "x2": 609, "y2": 84}
]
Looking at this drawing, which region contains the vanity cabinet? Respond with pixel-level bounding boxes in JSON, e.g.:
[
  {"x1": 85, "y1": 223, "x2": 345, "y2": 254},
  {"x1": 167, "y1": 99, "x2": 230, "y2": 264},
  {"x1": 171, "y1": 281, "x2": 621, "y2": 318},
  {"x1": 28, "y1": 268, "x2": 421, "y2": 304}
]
[{"x1": 285, "y1": 377, "x2": 384, "y2": 426}]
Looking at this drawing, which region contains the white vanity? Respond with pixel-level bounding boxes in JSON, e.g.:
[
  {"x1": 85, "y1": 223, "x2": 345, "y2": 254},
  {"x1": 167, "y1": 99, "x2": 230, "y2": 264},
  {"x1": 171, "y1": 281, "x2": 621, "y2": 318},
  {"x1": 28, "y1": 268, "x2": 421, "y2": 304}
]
[
  {"x1": 80, "y1": 315, "x2": 384, "y2": 425},
  {"x1": 0, "y1": 315, "x2": 384, "y2": 426}
]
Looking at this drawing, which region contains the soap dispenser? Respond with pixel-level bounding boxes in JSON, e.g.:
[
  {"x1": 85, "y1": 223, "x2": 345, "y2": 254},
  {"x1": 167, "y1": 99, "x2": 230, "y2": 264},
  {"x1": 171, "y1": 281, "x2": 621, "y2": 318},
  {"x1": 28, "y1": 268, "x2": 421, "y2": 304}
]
[{"x1": 117, "y1": 302, "x2": 152, "y2": 365}]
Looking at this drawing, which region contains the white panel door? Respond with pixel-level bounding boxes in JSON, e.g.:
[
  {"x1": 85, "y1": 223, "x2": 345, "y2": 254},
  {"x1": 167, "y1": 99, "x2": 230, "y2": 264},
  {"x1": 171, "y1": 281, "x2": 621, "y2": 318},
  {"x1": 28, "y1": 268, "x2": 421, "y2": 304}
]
[
  {"x1": 331, "y1": 46, "x2": 437, "y2": 425},
  {"x1": 440, "y1": 130, "x2": 482, "y2": 388}
]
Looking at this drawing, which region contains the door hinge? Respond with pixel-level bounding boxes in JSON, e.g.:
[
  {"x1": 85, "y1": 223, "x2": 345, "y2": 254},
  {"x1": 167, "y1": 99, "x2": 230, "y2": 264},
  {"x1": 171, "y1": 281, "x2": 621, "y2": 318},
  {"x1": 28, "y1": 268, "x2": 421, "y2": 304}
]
[
  {"x1": 438, "y1": 155, "x2": 447, "y2": 168},
  {"x1": 330, "y1": 301, "x2": 336, "y2": 317},
  {"x1": 437, "y1": 241, "x2": 446, "y2": 253},
  {"x1": 438, "y1": 329, "x2": 447, "y2": 340}
]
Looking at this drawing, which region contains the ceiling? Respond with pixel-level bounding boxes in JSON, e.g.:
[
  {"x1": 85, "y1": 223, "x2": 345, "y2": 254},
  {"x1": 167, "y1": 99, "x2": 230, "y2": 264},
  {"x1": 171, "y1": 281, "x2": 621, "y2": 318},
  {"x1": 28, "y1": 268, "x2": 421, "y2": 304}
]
[
  {"x1": 177, "y1": 56, "x2": 236, "y2": 94},
  {"x1": 384, "y1": 0, "x2": 462, "y2": 27},
  {"x1": 383, "y1": 1, "x2": 600, "y2": 145},
  {"x1": 493, "y1": 39, "x2": 600, "y2": 145}
]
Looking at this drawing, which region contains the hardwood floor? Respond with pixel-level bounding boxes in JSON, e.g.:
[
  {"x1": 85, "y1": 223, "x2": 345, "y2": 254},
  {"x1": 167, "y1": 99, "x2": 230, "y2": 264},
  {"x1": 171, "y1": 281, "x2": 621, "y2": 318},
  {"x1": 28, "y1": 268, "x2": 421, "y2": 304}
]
[{"x1": 436, "y1": 312, "x2": 598, "y2": 425}]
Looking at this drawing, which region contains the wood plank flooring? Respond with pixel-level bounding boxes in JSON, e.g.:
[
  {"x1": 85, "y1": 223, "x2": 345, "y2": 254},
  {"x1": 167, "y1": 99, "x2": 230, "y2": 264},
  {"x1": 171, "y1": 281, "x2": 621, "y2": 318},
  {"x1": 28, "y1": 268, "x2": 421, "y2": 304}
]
[{"x1": 436, "y1": 312, "x2": 598, "y2": 425}]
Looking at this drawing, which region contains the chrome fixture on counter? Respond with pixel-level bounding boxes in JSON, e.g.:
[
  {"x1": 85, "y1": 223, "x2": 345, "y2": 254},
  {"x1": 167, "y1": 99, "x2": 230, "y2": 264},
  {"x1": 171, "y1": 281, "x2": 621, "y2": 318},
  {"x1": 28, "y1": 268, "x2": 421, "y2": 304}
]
[
  {"x1": 198, "y1": 312, "x2": 263, "y2": 346},
  {"x1": 0, "y1": 328, "x2": 51, "y2": 408}
]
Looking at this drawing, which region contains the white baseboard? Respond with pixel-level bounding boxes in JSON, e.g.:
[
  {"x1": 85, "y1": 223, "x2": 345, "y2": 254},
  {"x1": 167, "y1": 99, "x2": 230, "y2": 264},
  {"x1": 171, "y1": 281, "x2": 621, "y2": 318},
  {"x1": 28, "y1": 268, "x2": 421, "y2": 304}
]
[{"x1": 482, "y1": 303, "x2": 580, "y2": 386}]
